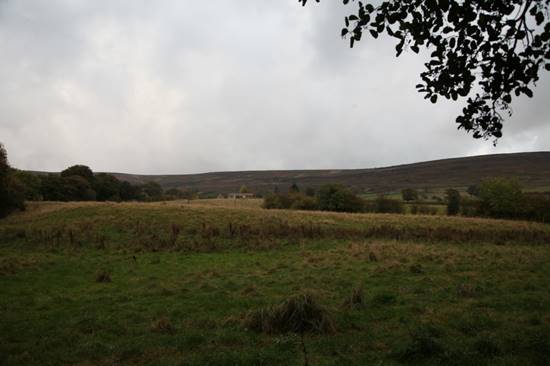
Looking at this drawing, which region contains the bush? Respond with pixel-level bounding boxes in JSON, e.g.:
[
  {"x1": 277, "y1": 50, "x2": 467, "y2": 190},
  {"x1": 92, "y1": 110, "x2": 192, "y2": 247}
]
[
  {"x1": 365, "y1": 196, "x2": 404, "y2": 214},
  {"x1": 522, "y1": 193, "x2": 550, "y2": 223},
  {"x1": 460, "y1": 197, "x2": 481, "y2": 217},
  {"x1": 467, "y1": 184, "x2": 480, "y2": 197},
  {"x1": 446, "y1": 189, "x2": 461, "y2": 216},
  {"x1": 60, "y1": 165, "x2": 94, "y2": 183},
  {"x1": 290, "y1": 195, "x2": 318, "y2": 210},
  {"x1": 410, "y1": 204, "x2": 438, "y2": 215},
  {"x1": 401, "y1": 188, "x2": 419, "y2": 201},
  {"x1": 263, "y1": 193, "x2": 294, "y2": 209},
  {"x1": 263, "y1": 193, "x2": 317, "y2": 211},
  {"x1": 478, "y1": 178, "x2": 523, "y2": 219},
  {"x1": 317, "y1": 185, "x2": 364, "y2": 213}
]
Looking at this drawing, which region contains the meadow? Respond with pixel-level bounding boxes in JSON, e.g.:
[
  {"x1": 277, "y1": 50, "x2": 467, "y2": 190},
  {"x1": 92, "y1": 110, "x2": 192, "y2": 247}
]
[{"x1": 1, "y1": 199, "x2": 550, "y2": 365}]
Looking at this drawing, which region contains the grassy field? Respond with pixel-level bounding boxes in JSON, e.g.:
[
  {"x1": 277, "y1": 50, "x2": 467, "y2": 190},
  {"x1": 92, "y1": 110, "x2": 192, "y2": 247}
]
[{"x1": 1, "y1": 200, "x2": 550, "y2": 365}]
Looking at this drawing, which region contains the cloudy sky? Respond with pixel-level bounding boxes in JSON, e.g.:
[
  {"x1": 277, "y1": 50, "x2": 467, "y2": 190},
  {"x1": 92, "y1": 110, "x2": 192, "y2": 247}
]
[{"x1": 0, "y1": 1, "x2": 549, "y2": 174}]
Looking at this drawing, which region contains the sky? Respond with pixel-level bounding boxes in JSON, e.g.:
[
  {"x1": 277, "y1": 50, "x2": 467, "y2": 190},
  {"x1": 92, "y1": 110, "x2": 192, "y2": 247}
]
[{"x1": 0, "y1": 0, "x2": 549, "y2": 175}]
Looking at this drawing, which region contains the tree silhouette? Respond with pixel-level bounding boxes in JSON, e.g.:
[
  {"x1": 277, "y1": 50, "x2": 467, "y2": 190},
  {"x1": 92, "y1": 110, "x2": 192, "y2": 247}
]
[{"x1": 301, "y1": 0, "x2": 550, "y2": 142}]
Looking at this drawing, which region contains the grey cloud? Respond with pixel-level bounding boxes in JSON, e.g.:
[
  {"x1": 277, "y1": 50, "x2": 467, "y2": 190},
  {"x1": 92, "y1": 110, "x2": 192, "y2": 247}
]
[{"x1": 0, "y1": 1, "x2": 548, "y2": 174}]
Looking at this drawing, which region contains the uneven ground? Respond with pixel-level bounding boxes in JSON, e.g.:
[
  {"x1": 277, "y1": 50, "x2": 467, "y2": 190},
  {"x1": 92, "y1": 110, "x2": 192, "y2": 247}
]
[{"x1": 1, "y1": 200, "x2": 550, "y2": 365}]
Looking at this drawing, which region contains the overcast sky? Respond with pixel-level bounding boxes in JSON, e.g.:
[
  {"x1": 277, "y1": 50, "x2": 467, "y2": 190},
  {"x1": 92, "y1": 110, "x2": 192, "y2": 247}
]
[{"x1": 0, "y1": 1, "x2": 549, "y2": 174}]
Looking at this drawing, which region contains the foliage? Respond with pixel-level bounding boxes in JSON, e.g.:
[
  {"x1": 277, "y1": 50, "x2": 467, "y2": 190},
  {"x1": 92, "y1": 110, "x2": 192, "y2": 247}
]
[
  {"x1": 301, "y1": 0, "x2": 550, "y2": 141},
  {"x1": 40, "y1": 175, "x2": 68, "y2": 201},
  {"x1": 0, "y1": 143, "x2": 25, "y2": 217},
  {"x1": 93, "y1": 173, "x2": 121, "y2": 201},
  {"x1": 164, "y1": 188, "x2": 198, "y2": 201},
  {"x1": 478, "y1": 177, "x2": 524, "y2": 218},
  {"x1": 13, "y1": 170, "x2": 42, "y2": 201},
  {"x1": 263, "y1": 192, "x2": 317, "y2": 211},
  {"x1": 522, "y1": 192, "x2": 550, "y2": 223},
  {"x1": 317, "y1": 184, "x2": 364, "y2": 213},
  {"x1": 63, "y1": 175, "x2": 96, "y2": 201},
  {"x1": 119, "y1": 181, "x2": 143, "y2": 201},
  {"x1": 401, "y1": 188, "x2": 419, "y2": 201},
  {"x1": 239, "y1": 185, "x2": 250, "y2": 194},
  {"x1": 410, "y1": 204, "x2": 438, "y2": 215},
  {"x1": 467, "y1": 184, "x2": 480, "y2": 197},
  {"x1": 365, "y1": 195, "x2": 404, "y2": 214},
  {"x1": 263, "y1": 193, "x2": 294, "y2": 209},
  {"x1": 142, "y1": 181, "x2": 163, "y2": 201},
  {"x1": 445, "y1": 189, "x2": 461, "y2": 215},
  {"x1": 305, "y1": 187, "x2": 316, "y2": 197},
  {"x1": 60, "y1": 165, "x2": 94, "y2": 183},
  {"x1": 290, "y1": 195, "x2": 318, "y2": 211},
  {"x1": 289, "y1": 182, "x2": 300, "y2": 193},
  {"x1": 460, "y1": 197, "x2": 481, "y2": 217}
]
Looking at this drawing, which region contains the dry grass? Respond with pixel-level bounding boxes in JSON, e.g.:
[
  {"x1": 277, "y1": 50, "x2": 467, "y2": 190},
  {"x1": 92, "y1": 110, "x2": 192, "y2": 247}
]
[
  {"x1": 95, "y1": 270, "x2": 111, "y2": 283},
  {"x1": 342, "y1": 284, "x2": 366, "y2": 310},
  {"x1": 150, "y1": 317, "x2": 175, "y2": 334},
  {"x1": 243, "y1": 292, "x2": 336, "y2": 334}
]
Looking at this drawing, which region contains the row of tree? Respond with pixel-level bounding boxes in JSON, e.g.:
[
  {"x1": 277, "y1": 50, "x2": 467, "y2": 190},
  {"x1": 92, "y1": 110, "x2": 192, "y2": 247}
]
[
  {"x1": 0, "y1": 143, "x2": 200, "y2": 218},
  {"x1": 15, "y1": 165, "x2": 165, "y2": 203},
  {"x1": 263, "y1": 179, "x2": 550, "y2": 223}
]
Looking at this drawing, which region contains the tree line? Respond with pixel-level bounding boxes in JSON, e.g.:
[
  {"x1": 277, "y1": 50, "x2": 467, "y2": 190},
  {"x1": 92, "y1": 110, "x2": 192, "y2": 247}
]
[
  {"x1": 263, "y1": 179, "x2": 550, "y2": 223},
  {"x1": 0, "y1": 143, "x2": 197, "y2": 218}
]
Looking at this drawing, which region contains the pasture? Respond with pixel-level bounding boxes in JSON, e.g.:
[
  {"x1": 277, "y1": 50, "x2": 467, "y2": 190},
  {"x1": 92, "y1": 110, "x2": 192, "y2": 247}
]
[{"x1": 1, "y1": 200, "x2": 550, "y2": 365}]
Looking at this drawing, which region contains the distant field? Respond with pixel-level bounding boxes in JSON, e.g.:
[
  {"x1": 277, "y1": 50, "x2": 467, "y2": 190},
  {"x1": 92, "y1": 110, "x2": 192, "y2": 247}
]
[{"x1": 1, "y1": 201, "x2": 550, "y2": 365}]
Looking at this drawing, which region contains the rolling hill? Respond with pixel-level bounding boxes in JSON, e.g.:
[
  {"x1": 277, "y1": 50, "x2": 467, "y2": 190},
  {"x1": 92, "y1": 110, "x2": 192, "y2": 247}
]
[{"x1": 107, "y1": 152, "x2": 550, "y2": 194}]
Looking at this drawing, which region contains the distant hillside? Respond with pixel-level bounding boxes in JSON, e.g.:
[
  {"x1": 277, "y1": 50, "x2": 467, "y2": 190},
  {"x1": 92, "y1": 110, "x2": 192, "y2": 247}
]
[{"x1": 107, "y1": 152, "x2": 550, "y2": 194}]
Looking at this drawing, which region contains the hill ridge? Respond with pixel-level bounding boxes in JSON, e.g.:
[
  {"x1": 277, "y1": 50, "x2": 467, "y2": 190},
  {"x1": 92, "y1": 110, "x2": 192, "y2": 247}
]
[{"x1": 103, "y1": 151, "x2": 550, "y2": 194}]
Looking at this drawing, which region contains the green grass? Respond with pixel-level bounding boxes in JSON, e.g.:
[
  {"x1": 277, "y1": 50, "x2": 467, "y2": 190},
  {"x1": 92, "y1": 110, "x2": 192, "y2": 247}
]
[{"x1": 1, "y1": 201, "x2": 550, "y2": 365}]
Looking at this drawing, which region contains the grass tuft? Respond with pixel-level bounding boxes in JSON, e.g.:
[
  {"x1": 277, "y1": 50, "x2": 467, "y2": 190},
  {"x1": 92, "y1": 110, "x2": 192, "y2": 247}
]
[
  {"x1": 243, "y1": 292, "x2": 336, "y2": 334},
  {"x1": 342, "y1": 284, "x2": 366, "y2": 310},
  {"x1": 95, "y1": 270, "x2": 111, "y2": 283},
  {"x1": 150, "y1": 316, "x2": 175, "y2": 334}
]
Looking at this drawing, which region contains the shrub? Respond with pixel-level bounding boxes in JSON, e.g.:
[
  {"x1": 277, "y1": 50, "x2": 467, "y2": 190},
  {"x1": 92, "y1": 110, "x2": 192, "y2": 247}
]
[
  {"x1": 446, "y1": 189, "x2": 461, "y2": 216},
  {"x1": 401, "y1": 188, "x2": 419, "y2": 201},
  {"x1": 289, "y1": 183, "x2": 300, "y2": 193},
  {"x1": 522, "y1": 193, "x2": 550, "y2": 223},
  {"x1": 60, "y1": 165, "x2": 94, "y2": 183},
  {"x1": 478, "y1": 177, "x2": 523, "y2": 219},
  {"x1": 263, "y1": 193, "x2": 318, "y2": 211},
  {"x1": 317, "y1": 184, "x2": 364, "y2": 213},
  {"x1": 460, "y1": 197, "x2": 481, "y2": 217},
  {"x1": 367, "y1": 196, "x2": 404, "y2": 214},
  {"x1": 410, "y1": 204, "x2": 438, "y2": 215},
  {"x1": 262, "y1": 193, "x2": 293, "y2": 209},
  {"x1": 467, "y1": 184, "x2": 480, "y2": 197},
  {"x1": 289, "y1": 195, "x2": 317, "y2": 211}
]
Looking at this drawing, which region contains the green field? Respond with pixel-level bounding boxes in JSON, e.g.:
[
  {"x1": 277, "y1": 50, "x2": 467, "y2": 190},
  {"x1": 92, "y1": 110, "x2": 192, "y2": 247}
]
[{"x1": 1, "y1": 200, "x2": 550, "y2": 365}]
